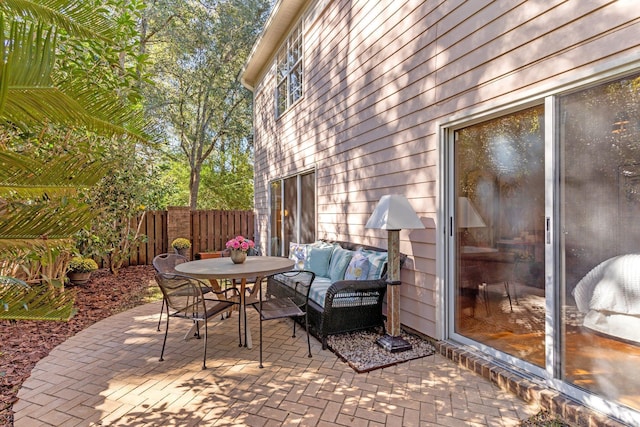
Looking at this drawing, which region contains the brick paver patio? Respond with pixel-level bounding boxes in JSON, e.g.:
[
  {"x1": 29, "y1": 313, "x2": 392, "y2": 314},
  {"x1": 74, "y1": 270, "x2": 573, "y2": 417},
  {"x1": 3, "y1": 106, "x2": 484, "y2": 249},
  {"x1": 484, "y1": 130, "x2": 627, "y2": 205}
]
[{"x1": 13, "y1": 301, "x2": 540, "y2": 426}]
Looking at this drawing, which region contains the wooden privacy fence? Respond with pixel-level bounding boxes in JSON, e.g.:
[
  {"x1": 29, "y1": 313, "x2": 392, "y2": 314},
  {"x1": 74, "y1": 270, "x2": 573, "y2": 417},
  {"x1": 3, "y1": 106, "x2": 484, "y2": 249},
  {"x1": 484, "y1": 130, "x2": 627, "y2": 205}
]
[
  {"x1": 190, "y1": 209, "x2": 255, "y2": 257},
  {"x1": 125, "y1": 208, "x2": 255, "y2": 266}
]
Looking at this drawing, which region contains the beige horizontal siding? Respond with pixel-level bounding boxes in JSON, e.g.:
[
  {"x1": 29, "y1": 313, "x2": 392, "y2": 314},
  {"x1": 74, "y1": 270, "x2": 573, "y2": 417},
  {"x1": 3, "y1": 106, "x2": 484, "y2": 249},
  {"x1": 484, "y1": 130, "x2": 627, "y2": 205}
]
[{"x1": 251, "y1": 0, "x2": 640, "y2": 338}]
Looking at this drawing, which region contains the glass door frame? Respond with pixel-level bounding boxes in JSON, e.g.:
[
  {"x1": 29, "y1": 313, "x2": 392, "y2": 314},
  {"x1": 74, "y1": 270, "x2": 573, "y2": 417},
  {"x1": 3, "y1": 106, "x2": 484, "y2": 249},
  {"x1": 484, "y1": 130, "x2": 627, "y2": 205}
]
[
  {"x1": 443, "y1": 101, "x2": 548, "y2": 379},
  {"x1": 441, "y1": 91, "x2": 640, "y2": 425},
  {"x1": 268, "y1": 168, "x2": 317, "y2": 256}
]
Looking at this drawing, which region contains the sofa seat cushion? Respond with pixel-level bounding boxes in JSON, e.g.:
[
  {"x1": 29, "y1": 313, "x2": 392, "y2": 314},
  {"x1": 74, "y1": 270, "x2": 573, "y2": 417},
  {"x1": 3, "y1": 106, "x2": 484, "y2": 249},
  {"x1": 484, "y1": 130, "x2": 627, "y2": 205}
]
[{"x1": 308, "y1": 277, "x2": 332, "y2": 308}]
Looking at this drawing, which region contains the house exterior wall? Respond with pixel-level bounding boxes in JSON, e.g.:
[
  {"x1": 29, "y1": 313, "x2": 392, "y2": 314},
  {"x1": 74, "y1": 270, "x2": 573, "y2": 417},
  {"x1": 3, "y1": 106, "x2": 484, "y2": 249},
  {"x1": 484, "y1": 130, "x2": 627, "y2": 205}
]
[{"x1": 249, "y1": 0, "x2": 640, "y2": 339}]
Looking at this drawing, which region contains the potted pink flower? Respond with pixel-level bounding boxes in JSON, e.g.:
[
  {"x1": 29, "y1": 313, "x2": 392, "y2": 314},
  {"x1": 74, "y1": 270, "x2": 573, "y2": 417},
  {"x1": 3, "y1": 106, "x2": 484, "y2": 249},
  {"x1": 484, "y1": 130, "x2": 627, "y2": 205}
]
[{"x1": 225, "y1": 236, "x2": 255, "y2": 264}]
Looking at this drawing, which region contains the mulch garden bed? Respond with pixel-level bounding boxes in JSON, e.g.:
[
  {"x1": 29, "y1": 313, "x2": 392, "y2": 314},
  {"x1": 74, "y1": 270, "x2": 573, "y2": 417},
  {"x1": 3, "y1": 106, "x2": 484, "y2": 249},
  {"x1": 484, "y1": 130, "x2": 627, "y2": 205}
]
[{"x1": 0, "y1": 265, "x2": 158, "y2": 426}]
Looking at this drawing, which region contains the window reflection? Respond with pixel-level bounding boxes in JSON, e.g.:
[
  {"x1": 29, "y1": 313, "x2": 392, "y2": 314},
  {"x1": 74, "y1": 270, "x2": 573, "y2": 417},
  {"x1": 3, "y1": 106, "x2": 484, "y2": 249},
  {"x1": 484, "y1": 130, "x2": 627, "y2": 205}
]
[
  {"x1": 275, "y1": 22, "x2": 303, "y2": 117},
  {"x1": 455, "y1": 106, "x2": 546, "y2": 367},
  {"x1": 560, "y1": 73, "x2": 640, "y2": 410}
]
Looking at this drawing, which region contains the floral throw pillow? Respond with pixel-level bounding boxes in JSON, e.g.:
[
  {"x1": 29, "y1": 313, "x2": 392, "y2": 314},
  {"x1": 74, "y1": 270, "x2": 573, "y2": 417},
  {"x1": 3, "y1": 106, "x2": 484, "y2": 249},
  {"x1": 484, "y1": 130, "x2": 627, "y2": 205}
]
[
  {"x1": 359, "y1": 249, "x2": 388, "y2": 280},
  {"x1": 344, "y1": 251, "x2": 371, "y2": 280},
  {"x1": 289, "y1": 243, "x2": 309, "y2": 270}
]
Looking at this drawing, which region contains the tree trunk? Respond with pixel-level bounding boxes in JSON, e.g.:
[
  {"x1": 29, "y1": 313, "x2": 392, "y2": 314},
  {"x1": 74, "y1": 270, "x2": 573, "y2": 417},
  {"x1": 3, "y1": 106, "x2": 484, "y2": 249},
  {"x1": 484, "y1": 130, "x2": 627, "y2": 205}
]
[{"x1": 189, "y1": 165, "x2": 202, "y2": 210}]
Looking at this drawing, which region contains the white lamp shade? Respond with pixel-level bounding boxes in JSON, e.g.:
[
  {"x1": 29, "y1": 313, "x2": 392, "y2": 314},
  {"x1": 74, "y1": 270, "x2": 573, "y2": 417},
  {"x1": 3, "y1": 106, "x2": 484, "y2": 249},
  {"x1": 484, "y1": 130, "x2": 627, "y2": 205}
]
[
  {"x1": 458, "y1": 197, "x2": 486, "y2": 228},
  {"x1": 365, "y1": 194, "x2": 425, "y2": 230}
]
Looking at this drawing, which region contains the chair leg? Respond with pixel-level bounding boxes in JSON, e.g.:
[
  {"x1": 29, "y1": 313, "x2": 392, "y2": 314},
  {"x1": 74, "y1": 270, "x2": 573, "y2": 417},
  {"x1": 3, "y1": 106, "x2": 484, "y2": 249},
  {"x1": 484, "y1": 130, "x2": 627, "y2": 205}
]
[
  {"x1": 504, "y1": 281, "x2": 513, "y2": 312},
  {"x1": 202, "y1": 319, "x2": 208, "y2": 370},
  {"x1": 480, "y1": 283, "x2": 490, "y2": 315},
  {"x1": 157, "y1": 299, "x2": 165, "y2": 332},
  {"x1": 160, "y1": 314, "x2": 170, "y2": 362},
  {"x1": 305, "y1": 313, "x2": 311, "y2": 358},
  {"x1": 243, "y1": 302, "x2": 248, "y2": 348},
  {"x1": 194, "y1": 320, "x2": 201, "y2": 339},
  {"x1": 259, "y1": 282, "x2": 264, "y2": 368},
  {"x1": 259, "y1": 316, "x2": 264, "y2": 369},
  {"x1": 238, "y1": 303, "x2": 243, "y2": 347}
]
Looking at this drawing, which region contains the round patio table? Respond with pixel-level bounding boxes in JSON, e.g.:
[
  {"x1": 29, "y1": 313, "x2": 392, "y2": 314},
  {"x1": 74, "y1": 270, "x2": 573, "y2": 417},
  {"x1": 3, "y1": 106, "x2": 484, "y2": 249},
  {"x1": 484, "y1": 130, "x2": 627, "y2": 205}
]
[{"x1": 175, "y1": 256, "x2": 294, "y2": 349}]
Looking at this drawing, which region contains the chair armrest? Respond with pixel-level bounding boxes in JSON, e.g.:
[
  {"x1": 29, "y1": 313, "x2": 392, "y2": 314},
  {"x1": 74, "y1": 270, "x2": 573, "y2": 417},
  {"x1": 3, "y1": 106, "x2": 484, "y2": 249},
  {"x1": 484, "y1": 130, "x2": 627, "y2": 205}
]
[
  {"x1": 267, "y1": 270, "x2": 316, "y2": 306},
  {"x1": 204, "y1": 286, "x2": 241, "y2": 303}
]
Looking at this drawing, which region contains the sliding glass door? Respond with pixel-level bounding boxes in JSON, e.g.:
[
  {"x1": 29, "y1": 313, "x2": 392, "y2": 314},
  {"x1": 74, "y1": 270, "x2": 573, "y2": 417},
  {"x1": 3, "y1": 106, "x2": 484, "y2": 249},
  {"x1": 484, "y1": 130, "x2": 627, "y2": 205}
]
[
  {"x1": 559, "y1": 75, "x2": 640, "y2": 410},
  {"x1": 270, "y1": 171, "x2": 316, "y2": 256},
  {"x1": 449, "y1": 72, "x2": 640, "y2": 417},
  {"x1": 453, "y1": 106, "x2": 546, "y2": 368}
]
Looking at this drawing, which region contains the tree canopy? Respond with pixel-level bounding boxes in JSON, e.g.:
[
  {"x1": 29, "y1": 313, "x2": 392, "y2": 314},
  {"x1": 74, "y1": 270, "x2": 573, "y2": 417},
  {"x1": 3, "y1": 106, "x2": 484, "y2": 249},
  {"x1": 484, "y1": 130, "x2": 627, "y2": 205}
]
[
  {"x1": 142, "y1": 0, "x2": 269, "y2": 209},
  {"x1": 0, "y1": 0, "x2": 268, "y2": 307}
]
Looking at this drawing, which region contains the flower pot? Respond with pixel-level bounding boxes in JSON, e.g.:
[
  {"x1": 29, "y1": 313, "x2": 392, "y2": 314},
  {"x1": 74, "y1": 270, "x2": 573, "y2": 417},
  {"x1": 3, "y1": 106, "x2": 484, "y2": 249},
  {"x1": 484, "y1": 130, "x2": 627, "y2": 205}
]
[
  {"x1": 68, "y1": 271, "x2": 91, "y2": 285},
  {"x1": 230, "y1": 250, "x2": 247, "y2": 264},
  {"x1": 174, "y1": 247, "x2": 189, "y2": 257}
]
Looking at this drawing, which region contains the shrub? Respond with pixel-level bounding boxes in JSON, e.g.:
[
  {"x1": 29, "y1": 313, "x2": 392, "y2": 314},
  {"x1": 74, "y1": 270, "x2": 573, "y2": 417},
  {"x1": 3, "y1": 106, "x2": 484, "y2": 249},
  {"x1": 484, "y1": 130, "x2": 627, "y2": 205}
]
[{"x1": 68, "y1": 257, "x2": 99, "y2": 273}]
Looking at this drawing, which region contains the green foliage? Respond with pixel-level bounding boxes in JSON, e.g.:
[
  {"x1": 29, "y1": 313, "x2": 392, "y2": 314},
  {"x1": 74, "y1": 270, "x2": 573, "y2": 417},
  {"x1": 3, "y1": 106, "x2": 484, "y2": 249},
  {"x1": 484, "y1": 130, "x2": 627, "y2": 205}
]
[
  {"x1": 155, "y1": 158, "x2": 189, "y2": 207},
  {"x1": 153, "y1": 146, "x2": 254, "y2": 210},
  {"x1": 80, "y1": 140, "x2": 152, "y2": 274},
  {"x1": 0, "y1": 0, "x2": 151, "y2": 318},
  {"x1": 0, "y1": 241, "x2": 73, "y2": 289},
  {"x1": 143, "y1": 0, "x2": 269, "y2": 209},
  {"x1": 68, "y1": 256, "x2": 98, "y2": 273},
  {"x1": 197, "y1": 139, "x2": 254, "y2": 210}
]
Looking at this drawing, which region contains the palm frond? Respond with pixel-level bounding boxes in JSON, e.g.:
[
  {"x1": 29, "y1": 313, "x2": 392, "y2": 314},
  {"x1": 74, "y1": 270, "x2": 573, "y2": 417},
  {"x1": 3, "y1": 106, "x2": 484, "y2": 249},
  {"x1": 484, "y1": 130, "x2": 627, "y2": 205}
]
[
  {"x1": 0, "y1": 0, "x2": 116, "y2": 40},
  {"x1": 3, "y1": 88, "x2": 148, "y2": 141},
  {"x1": 0, "y1": 19, "x2": 149, "y2": 141},
  {"x1": 5, "y1": 19, "x2": 55, "y2": 87},
  {"x1": 57, "y1": 82, "x2": 152, "y2": 142},
  {"x1": 0, "y1": 279, "x2": 76, "y2": 321},
  {"x1": 0, "y1": 237, "x2": 74, "y2": 252},
  {"x1": 0, "y1": 200, "x2": 95, "y2": 240},
  {"x1": 0, "y1": 151, "x2": 107, "y2": 196}
]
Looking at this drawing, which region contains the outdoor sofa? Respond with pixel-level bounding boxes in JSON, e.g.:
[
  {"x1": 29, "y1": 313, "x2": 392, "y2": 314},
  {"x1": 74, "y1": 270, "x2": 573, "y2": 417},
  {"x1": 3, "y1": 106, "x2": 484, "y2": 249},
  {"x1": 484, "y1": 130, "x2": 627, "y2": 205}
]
[{"x1": 266, "y1": 240, "x2": 406, "y2": 349}]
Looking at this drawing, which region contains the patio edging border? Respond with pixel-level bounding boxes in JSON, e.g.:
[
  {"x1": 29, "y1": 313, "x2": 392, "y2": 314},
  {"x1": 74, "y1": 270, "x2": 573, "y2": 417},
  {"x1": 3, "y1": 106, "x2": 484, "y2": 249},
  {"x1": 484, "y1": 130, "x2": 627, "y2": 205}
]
[{"x1": 435, "y1": 341, "x2": 629, "y2": 427}]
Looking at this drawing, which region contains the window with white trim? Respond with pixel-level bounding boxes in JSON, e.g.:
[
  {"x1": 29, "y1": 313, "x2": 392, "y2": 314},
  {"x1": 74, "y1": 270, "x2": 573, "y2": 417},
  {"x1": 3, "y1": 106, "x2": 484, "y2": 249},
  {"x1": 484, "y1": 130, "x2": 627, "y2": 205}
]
[{"x1": 275, "y1": 22, "x2": 303, "y2": 118}]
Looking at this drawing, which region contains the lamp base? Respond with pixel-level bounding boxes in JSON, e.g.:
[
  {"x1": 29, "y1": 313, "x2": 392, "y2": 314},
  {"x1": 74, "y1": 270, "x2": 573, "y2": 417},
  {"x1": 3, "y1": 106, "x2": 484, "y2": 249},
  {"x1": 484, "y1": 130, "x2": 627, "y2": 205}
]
[{"x1": 376, "y1": 334, "x2": 412, "y2": 353}]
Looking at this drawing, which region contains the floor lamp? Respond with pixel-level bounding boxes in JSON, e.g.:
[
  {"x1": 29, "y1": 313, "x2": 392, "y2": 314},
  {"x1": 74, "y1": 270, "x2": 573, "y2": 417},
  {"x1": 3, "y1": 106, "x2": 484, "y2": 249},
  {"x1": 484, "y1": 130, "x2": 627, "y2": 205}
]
[
  {"x1": 458, "y1": 196, "x2": 486, "y2": 246},
  {"x1": 365, "y1": 194, "x2": 425, "y2": 352}
]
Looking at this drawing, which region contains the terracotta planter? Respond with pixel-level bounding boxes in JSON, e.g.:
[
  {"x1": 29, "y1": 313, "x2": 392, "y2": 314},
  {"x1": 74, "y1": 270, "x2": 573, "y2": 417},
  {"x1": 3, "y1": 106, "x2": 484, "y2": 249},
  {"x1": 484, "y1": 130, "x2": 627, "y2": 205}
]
[
  {"x1": 196, "y1": 251, "x2": 222, "y2": 260},
  {"x1": 67, "y1": 271, "x2": 91, "y2": 285},
  {"x1": 230, "y1": 250, "x2": 247, "y2": 264}
]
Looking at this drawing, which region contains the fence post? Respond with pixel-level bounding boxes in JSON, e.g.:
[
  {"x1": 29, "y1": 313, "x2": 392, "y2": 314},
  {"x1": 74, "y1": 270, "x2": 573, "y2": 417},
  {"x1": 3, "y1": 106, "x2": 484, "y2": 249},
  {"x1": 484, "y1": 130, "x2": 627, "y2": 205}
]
[{"x1": 167, "y1": 206, "x2": 192, "y2": 259}]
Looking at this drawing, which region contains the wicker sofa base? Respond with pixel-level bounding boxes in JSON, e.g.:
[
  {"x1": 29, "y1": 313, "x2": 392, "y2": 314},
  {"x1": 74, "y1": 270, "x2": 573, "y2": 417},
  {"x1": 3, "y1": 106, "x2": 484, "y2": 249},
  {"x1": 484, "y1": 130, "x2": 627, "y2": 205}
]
[{"x1": 267, "y1": 241, "x2": 404, "y2": 350}]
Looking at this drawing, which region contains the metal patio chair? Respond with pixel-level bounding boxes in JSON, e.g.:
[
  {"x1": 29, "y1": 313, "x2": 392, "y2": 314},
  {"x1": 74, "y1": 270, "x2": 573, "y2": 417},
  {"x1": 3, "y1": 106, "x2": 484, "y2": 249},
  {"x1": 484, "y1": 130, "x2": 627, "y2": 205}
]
[
  {"x1": 251, "y1": 270, "x2": 315, "y2": 368},
  {"x1": 152, "y1": 253, "x2": 190, "y2": 331},
  {"x1": 155, "y1": 272, "x2": 241, "y2": 369}
]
